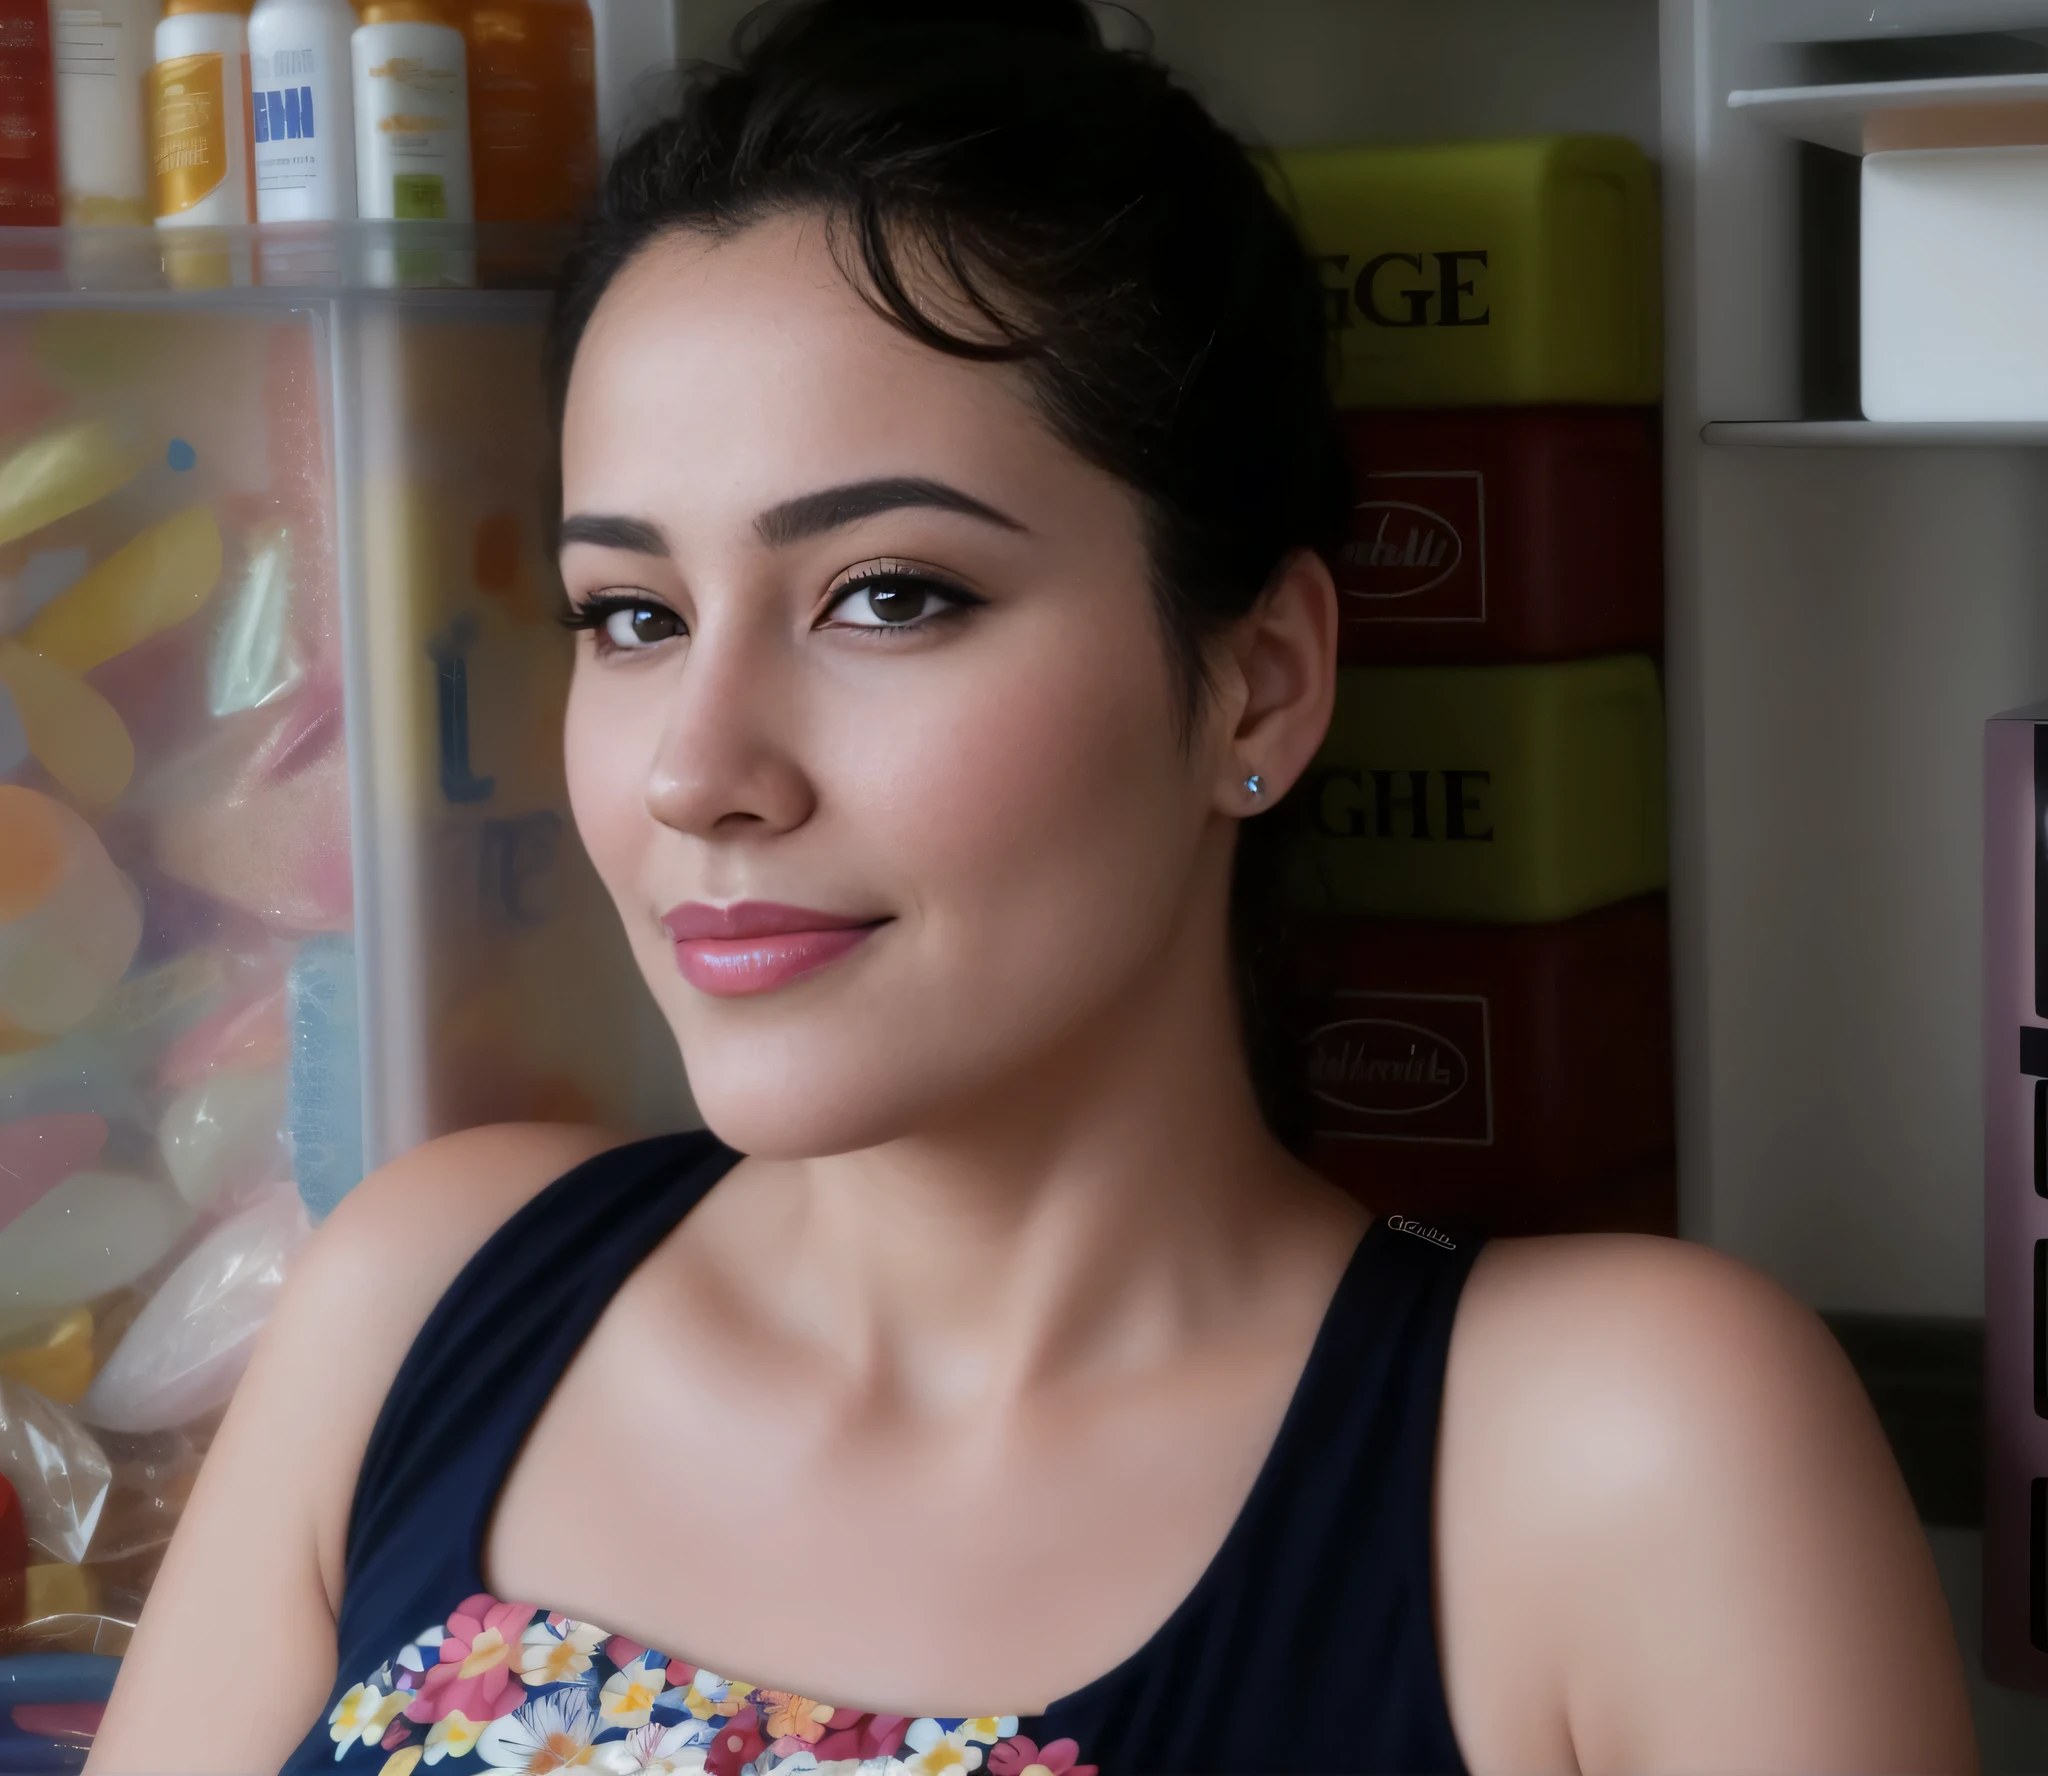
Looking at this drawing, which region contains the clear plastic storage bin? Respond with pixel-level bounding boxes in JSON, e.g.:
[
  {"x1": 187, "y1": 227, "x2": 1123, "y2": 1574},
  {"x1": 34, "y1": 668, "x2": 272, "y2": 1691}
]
[{"x1": 0, "y1": 223, "x2": 687, "y2": 1716}]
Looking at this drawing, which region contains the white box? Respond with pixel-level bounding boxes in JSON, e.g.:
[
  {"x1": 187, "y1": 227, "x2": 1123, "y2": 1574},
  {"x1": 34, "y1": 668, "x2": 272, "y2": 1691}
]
[
  {"x1": 1864, "y1": 144, "x2": 2048, "y2": 422},
  {"x1": 1727, "y1": 73, "x2": 2048, "y2": 422}
]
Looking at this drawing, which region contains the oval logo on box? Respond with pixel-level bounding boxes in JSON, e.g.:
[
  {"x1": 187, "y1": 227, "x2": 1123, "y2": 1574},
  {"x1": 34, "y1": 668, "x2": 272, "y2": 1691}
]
[
  {"x1": 1345, "y1": 501, "x2": 1463, "y2": 600},
  {"x1": 1306, "y1": 1017, "x2": 1468, "y2": 1115}
]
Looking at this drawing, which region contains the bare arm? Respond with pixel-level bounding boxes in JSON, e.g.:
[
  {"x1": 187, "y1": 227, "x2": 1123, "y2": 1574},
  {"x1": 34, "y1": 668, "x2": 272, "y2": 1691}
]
[
  {"x1": 1438, "y1": 1234, "x2": 1978, "y2": 1775},
  {"x1": 84, "y1": 1122, "x2": 622, "y2": 1776}
]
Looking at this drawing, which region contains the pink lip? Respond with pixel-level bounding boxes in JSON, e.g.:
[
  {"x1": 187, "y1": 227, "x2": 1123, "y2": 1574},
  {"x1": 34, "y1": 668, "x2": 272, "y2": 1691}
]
[{"x1": 660, "y1": 900, "x2": 887, "y2": 997}]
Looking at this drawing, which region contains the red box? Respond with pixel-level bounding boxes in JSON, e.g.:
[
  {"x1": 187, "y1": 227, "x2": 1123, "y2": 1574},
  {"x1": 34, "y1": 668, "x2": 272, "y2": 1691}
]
[
  {"x1": 1289, "y1": 896, "x2": 1674, "y2": 1235},
  {"x1": 1334, "y1": 407, "x2": 1662, "y2": 664}
]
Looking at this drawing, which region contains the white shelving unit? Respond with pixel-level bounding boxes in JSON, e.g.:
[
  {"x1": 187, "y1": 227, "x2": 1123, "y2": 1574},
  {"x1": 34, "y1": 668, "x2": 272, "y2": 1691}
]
[
  {"x1": 1727, "y1": 68, "x2": 2048, "y2": 152},
  {"x1": 1671, "y1": 2, "x2": 2048, "y2": 1750},
  {"x1": 1705, "y1": 421, "x2": 2048, "y2": 445},
  {"x1": 1667, "y1": 0, "x2": 2048, "y2": 1313}
]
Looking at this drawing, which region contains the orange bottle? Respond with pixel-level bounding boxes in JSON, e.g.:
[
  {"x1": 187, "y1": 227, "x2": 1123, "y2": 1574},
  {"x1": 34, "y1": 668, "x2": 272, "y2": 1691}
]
[{"x1": 455, "y1": 0, "x2": 595, "y2": 225}]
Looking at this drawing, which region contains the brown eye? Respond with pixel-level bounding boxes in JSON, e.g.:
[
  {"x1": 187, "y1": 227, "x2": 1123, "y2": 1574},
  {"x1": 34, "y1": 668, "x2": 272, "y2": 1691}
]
[
  {"x1": 601, "y1": 603, "x2": 683, "y2": 649},
  {"x1": 824, "y1": 571, "x2": 976, "y2": 631},
  {"x1": 865, "y1": 582, "x2": 927, "y2": 624}
]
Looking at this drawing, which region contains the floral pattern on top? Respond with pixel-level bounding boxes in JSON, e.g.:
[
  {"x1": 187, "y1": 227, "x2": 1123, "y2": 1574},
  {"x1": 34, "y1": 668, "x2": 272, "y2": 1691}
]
[{"x1": 329, "y1": 1593, "x2": 1099, "y2": 1776}]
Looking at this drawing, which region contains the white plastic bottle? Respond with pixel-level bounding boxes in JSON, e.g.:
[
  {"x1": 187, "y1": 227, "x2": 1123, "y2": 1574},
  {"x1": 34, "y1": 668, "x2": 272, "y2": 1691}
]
[
  {"x1": 53, "y1": 0, "x2": 164, "y2": 224},
  {"x1": 350, "y1": 0, "x2": 469, "y2": 221},
  {"x1": 148, "y1": 0, "x2": 254, "y2": 226},
  {"x1": 248, "y1": 0, "x2": 357, "y2": 219}
]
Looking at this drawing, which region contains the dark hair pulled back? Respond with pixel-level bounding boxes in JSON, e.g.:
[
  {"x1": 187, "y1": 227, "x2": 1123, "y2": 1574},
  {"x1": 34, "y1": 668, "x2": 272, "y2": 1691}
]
[{"x1": 547, "y1": 0, "x2": 1346, "y2": 1150}]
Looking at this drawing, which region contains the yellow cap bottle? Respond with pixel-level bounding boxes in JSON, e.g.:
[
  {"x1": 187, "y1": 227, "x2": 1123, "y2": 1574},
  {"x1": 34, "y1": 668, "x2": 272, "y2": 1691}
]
[{"x1": 151, "y1": 0, "x2": 256, "y2": 225}]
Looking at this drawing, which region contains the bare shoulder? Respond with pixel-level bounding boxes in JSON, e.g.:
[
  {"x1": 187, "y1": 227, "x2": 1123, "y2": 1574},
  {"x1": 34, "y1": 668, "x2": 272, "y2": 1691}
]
[
  {"x1": 1448, "y1": 1229, "x2": 1846, "y2": 1424},
  {"x1": 273, "y1": 1121, "x2": 630, "y2": 1596},
  {"x1": 86, "y1": 1123, "x2": 628, "y2": 1775},
  {"x1": 1435, "y1": 1233, "x2": 1977, "y2": 1774},
  {"x1": 302, "y1": 1120, "x2": 628, "y2": 1322}
]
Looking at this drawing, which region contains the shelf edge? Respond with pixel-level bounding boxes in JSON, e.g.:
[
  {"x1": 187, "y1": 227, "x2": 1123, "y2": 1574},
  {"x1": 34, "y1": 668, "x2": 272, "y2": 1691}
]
[{"x1": 1701, "y1": 420, "x2": 2048, "y2": 447}]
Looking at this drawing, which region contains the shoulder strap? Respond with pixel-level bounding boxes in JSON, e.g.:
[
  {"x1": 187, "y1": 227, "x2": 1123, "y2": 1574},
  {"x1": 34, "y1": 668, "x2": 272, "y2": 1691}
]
[
  {"x1": 1042, "y1": 1213, "x2": 1483, "y2": 1775},
  {"x1": 343, "y1": 1130, "x2": 740, "y2": 1572},
  {"x1": 1194, "y1": 1211, "x2": 1482, "y2": 1623}
]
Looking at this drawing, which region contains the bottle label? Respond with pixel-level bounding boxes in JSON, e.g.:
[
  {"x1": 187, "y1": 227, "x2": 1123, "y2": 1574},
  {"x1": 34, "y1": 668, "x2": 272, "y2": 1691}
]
[
  {"x1": 252, "y1": 51, "x2": 318, "y2": 190},
  {"x1": 149, "y1": 51, "x2": 227, "y2": 213},
  {"x1": 254, "y1": 46, "x2": 316, "y2": 81},
  {"x1": 54, "y1": 10, "x2": 125, "y2": 79},
  {"x1": 368, "y1": 54, "x2": 457, "y2": 96},
  {"x1": 253, "y1": 83, "x2": 315, "y2": 144},
  {"x1": 392, "y1": 171, "x2": 444, "y2": 218}
]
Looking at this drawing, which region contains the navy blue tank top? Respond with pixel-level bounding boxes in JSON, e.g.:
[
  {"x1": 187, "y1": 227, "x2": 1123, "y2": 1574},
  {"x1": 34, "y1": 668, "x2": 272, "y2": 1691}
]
[{"x1": 279, "y1": 1131, "x2": 1481, "y2": 1776}]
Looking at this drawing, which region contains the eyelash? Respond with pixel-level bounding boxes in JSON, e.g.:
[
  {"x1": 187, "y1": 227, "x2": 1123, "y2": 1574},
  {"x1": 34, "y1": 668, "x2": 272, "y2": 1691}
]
[
  {"x1": 557, "y1": 594, "x2": 681, "y2": 656},
  {"x1": 825, "y1": 567, "x2": 984, "y2": 634},
  {"x1": 559, "y1": 568, "x2": 983, "y2": 657}
]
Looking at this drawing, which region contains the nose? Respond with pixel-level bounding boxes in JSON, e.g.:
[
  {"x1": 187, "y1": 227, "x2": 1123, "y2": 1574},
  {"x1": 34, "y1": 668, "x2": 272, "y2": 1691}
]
[{"x1": 643, "y1": 620, "x2": 817, "y2": 842}]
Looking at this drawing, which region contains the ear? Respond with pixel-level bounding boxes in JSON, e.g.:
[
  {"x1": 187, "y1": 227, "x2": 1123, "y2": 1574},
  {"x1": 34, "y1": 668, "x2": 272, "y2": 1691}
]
[{"x1": 1208, "y1": 547, "x2": 1339, "y2": 814}]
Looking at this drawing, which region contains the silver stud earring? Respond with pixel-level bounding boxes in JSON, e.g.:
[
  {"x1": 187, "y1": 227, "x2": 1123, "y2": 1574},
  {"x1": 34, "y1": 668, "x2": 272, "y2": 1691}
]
[{"x1": 1244, "y1": 774, "x2": 1263, "y2": 797}]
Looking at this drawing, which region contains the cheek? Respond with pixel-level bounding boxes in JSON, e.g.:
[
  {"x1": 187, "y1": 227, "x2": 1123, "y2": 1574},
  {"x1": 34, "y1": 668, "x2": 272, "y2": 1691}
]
[
  {"x1": 563, "y1": 661, "x2": 657, "y2": 912},
  {"x1": 861, "y1": 613, "x2": 1199, "y2": 989}
]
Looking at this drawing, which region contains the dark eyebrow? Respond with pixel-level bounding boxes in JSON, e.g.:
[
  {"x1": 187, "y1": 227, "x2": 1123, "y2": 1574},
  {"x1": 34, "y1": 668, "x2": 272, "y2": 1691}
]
[
  {"x1": 557, "y1": 513, "x2": 671, "y2": 555},
  {"x1": 754, "y1": 477, "x2": 1024, "y2": 547}
]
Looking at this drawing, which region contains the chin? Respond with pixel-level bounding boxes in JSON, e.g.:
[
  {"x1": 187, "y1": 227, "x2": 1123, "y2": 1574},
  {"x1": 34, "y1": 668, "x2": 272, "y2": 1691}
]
[
  {"x1": 659, "y1": 978, "x2": 1037, "y2": 1160},
  {"x1": 630, "y1": 907, "x2": 1137, "y2": 1160},
  {"x1": 680, "y1": 1044, "x2": 947, "y2": 1160}
]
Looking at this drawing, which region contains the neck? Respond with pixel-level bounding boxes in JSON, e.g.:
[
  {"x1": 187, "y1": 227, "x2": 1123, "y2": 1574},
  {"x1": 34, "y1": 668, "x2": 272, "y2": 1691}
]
[{"x1": 714, "y1": 875, "x2": 1362, "y2": 1423}]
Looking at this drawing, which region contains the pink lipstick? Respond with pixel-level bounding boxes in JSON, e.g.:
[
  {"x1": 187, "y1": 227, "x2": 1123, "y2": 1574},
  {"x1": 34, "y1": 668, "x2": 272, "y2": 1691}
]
[{"x1": 661, "y1": 900, "x2": 887, "y2": 997}]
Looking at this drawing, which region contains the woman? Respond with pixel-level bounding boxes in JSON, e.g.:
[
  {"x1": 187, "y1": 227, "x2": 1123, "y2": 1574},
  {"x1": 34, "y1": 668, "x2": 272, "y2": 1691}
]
[{"x1": 86, "y1": 2, "x2": 1976, "y2": 1772}]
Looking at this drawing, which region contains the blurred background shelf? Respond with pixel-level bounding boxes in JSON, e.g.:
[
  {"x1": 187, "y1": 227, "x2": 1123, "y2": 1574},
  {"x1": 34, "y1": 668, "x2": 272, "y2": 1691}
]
[
  {"x1": 1702, "y1": 419, "x2": 2048, "y2": 445},
  {"x1": 1726, "y1": 69, "x2": 2048, "y2": 152},
  {"x1": 0, "y1": 223, "x2": 576, "y2": 298}
]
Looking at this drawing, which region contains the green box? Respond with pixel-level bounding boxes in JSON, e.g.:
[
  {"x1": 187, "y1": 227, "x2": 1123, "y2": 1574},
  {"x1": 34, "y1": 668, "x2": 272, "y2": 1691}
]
[
  {"x1": 1271, "y1": 136, "x2": 1661, "y2": 409},
  {"x1": 1292, "y1": 655, "x2": 1667, "y2": 922}
]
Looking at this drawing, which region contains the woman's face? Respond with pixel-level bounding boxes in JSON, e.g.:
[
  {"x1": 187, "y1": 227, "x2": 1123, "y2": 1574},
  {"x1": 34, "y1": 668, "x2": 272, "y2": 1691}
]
[{"x1": 560, "y1": 214, "x2": 1252, "y2": 1158}]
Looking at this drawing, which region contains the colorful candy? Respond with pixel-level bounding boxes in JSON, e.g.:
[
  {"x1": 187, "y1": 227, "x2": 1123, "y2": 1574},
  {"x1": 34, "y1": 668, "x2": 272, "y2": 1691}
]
[
  {"x1": 0, "y1": 1378, "x2": 109, "y2": 1563},
  {"x1": 0, "y1": 1173, "x2": 189, "y2": 1333},
  {"x1": 96, "y1": 947, "x2": 222, "y2": 1038},
  {"x1": 0, "y1": 1022, "x2": 144, "y2": 1128},
  {"x1": 12, "y1": 1702, "x2": 104, "y2": 1748},
  {"x1": 156, "y1": 1067, "x2": 287, "y2": 1211},
  {"x1": 0, "y1": 421, "x2": 140, "y2": 552},
  {"x1": 206, "y1": 522, "x2": 303, "y2": 718},
  {"x1": 0, "y1": 1313, "x2": 91, "y2": 1408},
  {"x1": 0, "y1": 686, "x2": 23, "y2": 779},
  {"x1": 288, "y1": 934, "x2": 362, "y2": 1220},
  {"x1": 0, "y1": 1115, "x2": 105, "y2": 1234},
  {"x1": 0, "y1": 647, "x2": 132, "y2": 806},
  {"x1": 21, "y1": 1566, "x2": 96, "y2": 1626},
  {"x1": 150, "y1": 697, "x2": 351, "y2": 932},
  {"x1": 0, "y1": 1477, "x2": 21, "y2": 1630},
  {"x1": 155, "y1": 969, "x2": 285, "y2": 1090},
  {"x1": 17, "y1": 507, "x2": 222, "y2": 675},
  {"x1": 0, "y1": 547, "x2": 84, "y2": 636},
  {"x1": 0, "y1": 789, "x2": 139, "y2": 1049},
  {"x1": 81, "y1": 1185, "x2": 306, "y2": 1435}
]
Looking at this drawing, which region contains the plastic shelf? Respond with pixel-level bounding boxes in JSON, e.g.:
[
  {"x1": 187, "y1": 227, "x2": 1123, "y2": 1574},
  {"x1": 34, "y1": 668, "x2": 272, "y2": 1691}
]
[{"x1": 1700, "y1": 420, "x2": 2048, "y2": 447}]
